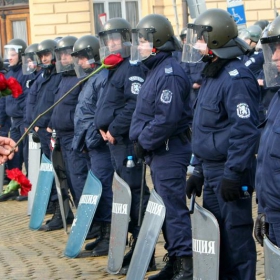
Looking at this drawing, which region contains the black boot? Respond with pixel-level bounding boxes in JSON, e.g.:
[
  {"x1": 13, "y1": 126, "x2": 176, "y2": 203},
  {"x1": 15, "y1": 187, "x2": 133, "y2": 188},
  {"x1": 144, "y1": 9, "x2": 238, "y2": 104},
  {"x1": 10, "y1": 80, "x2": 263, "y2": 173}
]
[
  {"x1": 91, "y1": 222, "x2": 110, "y2": 257},
  {"x1": 148, "y1": 253, "x2": 176, "y2": 280},
  {"x1": 46, "y1": 200, "x2": 56, "y2": 214},
  {"x1": 84, "y1": 223, "x2": 102, "y2": 250},
  {"x1": 40, "y1": 201, "x2": 63, "y2": 231},
  {"x1": 0, "y1": 190, "x2": 19, "y2": 202},
  {"x1": 86, "y1": 222, "x2": 101, "y2": 240},
  {"x1": 171, "y1": 257, "x2": 193, "y2": 280},
  {"x1": 119, "y1": 237, "x2": 156, "y2": 275}
]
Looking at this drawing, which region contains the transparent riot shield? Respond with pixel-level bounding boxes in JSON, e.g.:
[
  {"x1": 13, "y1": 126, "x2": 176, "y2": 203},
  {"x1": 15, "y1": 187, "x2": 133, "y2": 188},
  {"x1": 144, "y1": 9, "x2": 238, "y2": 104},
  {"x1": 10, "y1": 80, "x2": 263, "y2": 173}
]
[
  {"x1": 126, "y1": 189, "x2": 166, "y2": 280},
  {"x1": 64, "y1": 170, "x2": 102, "y2": 258},
  {"x1": 29, "y1": 154, "x2": 54, "y2": 230},
  {"x1": 191, "y1": 202, "x2": 220, "y2": 280},
  {"x1": 27, "y1": 133, "x2": 41, "y2": 215},
  {"x1": 264, "y1": 234, "x2": 280, "y2": 280},
  {"x1": 107, "y1": 172, "x2": 132, "y2": 274}
]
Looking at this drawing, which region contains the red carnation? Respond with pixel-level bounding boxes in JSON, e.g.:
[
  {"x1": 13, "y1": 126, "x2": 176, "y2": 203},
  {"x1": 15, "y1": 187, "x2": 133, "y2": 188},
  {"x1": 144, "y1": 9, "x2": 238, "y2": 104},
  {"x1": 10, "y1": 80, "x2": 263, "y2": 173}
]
[
  {"x1": 0, "y1": 73, "x2": 7, "y2": 91},
  {"x1": 5, "y1": 168, "x2": 32, "y2": 197},
  {"x1": 103, "y1": 53, "x2": 124, "y2": 69},
  {"x1": 6, "y1": 77, "x2": 23, "y2": 98}
]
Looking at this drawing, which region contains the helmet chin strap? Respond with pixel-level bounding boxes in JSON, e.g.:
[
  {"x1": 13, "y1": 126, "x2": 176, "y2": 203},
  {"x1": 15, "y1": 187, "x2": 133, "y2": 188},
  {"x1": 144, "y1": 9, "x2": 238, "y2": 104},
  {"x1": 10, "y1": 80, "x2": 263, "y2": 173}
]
[{"x1": 202, "y1": 49, "x2": 215, "y2": 62}]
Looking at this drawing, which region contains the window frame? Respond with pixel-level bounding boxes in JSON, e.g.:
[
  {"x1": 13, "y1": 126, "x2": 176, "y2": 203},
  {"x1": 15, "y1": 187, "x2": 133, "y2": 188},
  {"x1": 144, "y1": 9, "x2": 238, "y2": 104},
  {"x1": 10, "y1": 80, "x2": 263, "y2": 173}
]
[{"x1": 91, "y1": 0, "x2": 141, "y2": 34}]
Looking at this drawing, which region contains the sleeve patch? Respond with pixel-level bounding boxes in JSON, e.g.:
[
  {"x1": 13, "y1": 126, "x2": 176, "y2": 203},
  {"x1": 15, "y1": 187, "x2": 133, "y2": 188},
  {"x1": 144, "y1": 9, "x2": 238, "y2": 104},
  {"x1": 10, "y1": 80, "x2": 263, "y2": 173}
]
[
  {"x1": 160, "y1": 90, "x2": 173, "y2": 104},
  {"x1": 237, "y1": 103, "x2": 250, "y2": 118}
]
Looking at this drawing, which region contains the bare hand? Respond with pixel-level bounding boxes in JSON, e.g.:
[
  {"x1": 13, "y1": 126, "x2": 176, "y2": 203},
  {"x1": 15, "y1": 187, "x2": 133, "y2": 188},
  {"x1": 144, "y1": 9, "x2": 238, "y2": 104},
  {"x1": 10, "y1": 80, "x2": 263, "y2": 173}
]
[
  {"x1": 46, "y1": 127, "x2": 53, "y2": 133},
  {"x1": 106, "y1": 130, "x2": 116, "y2": 145},
  {"x1": 258, "y1": 79, "x2": 264, "y2": 87},
  {"x1": 0, "y1": 137, "x2": 18, "y2": 164},
  {"x1": 99, "y1": 129, "x2": 108, "y2": 141},
  {"x1": 34, "y1": 126, "x2": 39, "y2": 132},
  {"x1": 193, "y1": 83, "x2": 201, "y2": 89}
]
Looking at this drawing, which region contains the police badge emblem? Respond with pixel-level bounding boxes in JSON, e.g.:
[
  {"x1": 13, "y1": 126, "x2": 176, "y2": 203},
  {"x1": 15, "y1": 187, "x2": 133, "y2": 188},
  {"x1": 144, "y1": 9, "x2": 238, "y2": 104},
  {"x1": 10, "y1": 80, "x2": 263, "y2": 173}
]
[{"x1": 160, "y1": 90, "x2": 173, "y2": 104}]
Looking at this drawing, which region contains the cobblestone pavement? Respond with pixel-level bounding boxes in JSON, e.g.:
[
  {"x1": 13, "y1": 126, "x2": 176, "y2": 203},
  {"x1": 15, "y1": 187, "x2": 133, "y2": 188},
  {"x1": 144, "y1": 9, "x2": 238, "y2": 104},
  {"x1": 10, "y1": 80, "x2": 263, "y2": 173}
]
[{"x1": 0, "y1": 177, "x2": 265, "y2": 280}]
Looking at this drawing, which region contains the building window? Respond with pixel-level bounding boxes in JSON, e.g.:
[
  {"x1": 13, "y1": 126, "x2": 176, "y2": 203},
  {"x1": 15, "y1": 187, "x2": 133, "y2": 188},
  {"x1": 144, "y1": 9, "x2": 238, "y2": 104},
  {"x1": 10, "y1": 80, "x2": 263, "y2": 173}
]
[
  {"x1": 93, "y1": 0, "x2": 140, "y2": 35},
  {"x1": 0, "y1": 0, "x2": 28, "y2": 5}
]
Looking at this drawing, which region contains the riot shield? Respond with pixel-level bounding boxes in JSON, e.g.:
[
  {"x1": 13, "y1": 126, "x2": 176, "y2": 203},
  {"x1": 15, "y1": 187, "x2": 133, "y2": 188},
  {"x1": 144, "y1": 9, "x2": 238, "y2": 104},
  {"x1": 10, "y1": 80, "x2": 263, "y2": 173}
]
[
  {"x1": 0, "y1": 164, "x2": 4, "y2": 193},
  {"x1": 107, "y1": 172, "x2": 132, "y2": 274},
  {"x1": 64, "y1": 170, "x2": 102, "y2": 258},
  {"x1": 52, "y1": 145, "x2": 70, "y2": 233},
  {"x1": 191, "y1": 202, "x2": 220, "y2": 280},
  {"x1": 126, "y1": 189, "x2": 166, "y2": 280},
  {"x1": 264, "y1": 234, "x2": 280, "y2": 279},
  {"x1": 27, "y1": 133, "x2": 41, "y2": 215},
  {"x1": 29, "y1": 154, "x2": 54, "y2": 230}
]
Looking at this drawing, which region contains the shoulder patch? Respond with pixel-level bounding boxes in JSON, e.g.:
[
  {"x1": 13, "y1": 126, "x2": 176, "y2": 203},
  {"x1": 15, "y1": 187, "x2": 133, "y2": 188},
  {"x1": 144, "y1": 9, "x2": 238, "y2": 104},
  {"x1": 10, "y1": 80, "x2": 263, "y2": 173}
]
[
  {"x1": 160, "y1": 90, "x2": 172, "y2": 104},
  {"x1": 165, "y1": 67, "x2": 173, "y2": 74},
  {"x1": 237, "y1": 103, "x2": 250, "y2": 118},
  {"x1": 245, "y1": 60, "x2": 252, "y2": 67},
  {"x1": 228, "y1": 69, "x2": 239, "y2": 77}
]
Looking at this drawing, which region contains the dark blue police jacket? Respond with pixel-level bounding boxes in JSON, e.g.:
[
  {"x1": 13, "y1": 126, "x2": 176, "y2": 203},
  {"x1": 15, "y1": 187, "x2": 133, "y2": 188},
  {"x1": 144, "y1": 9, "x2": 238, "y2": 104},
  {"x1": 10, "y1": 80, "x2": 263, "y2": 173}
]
[
  {"x1": 129, "y1": 51, "x2": 192, "y2": 151},
  {"x1": 192, "y1": 59, "x2": 260, "y2": 181},
  {"x1": 256, "y1": 90, "x2": 280, "y2": 222},
  {"x1": 72, "y1": 68, "x2": 108, "y2": 152},
  {"x1": 50, "y1": 72, "x2": 83, "y2": 135},
  {"x1": 95, "y1": 57, "x2": 147, "y2": 141},
  {"x1": 25, "y1": 69, "x2": 44, "y2": 127},
  {"x1": 32, "y1": 67, "x2": 62, "y2": 128}
]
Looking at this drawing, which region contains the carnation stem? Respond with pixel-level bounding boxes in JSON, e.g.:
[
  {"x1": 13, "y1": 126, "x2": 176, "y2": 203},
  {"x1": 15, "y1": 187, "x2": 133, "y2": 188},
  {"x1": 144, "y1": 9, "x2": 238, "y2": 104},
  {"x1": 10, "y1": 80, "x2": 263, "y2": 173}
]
[{"x1": 10, "y1": 64, "x2": 106, "y2": 153}]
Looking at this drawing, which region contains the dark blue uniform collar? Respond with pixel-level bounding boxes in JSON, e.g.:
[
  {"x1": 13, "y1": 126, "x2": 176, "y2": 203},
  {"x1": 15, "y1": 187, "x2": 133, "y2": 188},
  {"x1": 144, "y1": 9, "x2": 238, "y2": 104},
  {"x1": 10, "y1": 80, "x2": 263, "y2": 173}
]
[{"x1": 143, "y1": 51, "x2": 172, "y2": 70}]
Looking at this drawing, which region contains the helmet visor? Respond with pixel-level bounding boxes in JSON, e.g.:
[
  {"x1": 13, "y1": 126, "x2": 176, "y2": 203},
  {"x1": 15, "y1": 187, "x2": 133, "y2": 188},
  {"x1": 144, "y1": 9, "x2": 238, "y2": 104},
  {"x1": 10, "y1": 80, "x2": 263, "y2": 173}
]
[
  {"x1": 37, "y1": 50, "x2": 55, "y2": 68},
  {"x1": 22, "y1": 52, "x2": 38, "y2": 75},
  {"x1": 182, "y1": 27, "x2": 207, "y2": 63},
  {"x1": 99, "y1": 32, "x2": 131, "y2": 61},
  {"x1": 4, "y1": 45, "x2": 21, "y2": 66},
  {"x1": 55, "y1": 47, "x2": 75, "y2": 73},
  {"x1": 71, "y1": 50, "x2": 96, "y2": 78},
  {"x1": 262, "y1": 41, "x2": 280, "y2": 87},
  {"x1": 130, "y1": 29, "x2": 153, "y2": 63}
]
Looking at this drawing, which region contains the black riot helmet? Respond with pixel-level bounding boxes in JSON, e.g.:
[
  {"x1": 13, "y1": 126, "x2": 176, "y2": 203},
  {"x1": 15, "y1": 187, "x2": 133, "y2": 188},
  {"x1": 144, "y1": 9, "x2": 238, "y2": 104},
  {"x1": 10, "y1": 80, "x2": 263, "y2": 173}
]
[
  {"x1": 254, "y1": 20, "x2": 270, "y2": 31},
  {"x1": 136, "y1": 14, "x2": 180, "y2": 51},
  {"x1": 55, "y1": 35, "x2": 77, "y2": 73},
  {"x1": 22, "y1": 43, "x2": 40, "y2": 75},
  {"x1": 71, "y1": 35, "x2": 101, "y2": 77},
  {"x1": 239, "y1": 25, "x2": 263, "y2": 44},
  {"x1": 36, "y1": 39, "x2": 57, "y2": 68},
  {"x1": 4, "y1": 38, "x2": 27, "y2": 64},
  {"x1": 180, "y1": 27, "x2": 188, "y2": 41},
  {"x1": 186, "y1": 8, "x2": 250, "y2": 61},
  {"x1": 98, "y1": 18, "x2": 131, "y2": 60},
  {"x1": 130, "y1": 14, "x2": 181, "y2": 62}
]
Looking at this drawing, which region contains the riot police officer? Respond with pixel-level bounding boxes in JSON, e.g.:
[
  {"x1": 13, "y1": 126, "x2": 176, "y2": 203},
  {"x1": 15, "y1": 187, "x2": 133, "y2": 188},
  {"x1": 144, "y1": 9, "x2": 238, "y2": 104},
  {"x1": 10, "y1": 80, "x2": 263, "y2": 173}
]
[
  {"x1": 185, "y1": 9, "x2": 259, "y2": 279},
  {"x1": 23, "y1": 43, "x2": 44, "y2": 129},
  {"x1": 94, "y1": 18, "x2": 152, "y2": 271},
  {"x1": 255, "y1": 15, "x2": 280, "y2": 248},
  {"x1": 0, "y1": 39, "x2": 30, "y2": 182},
  {"x1": 30, "y1": 39, "x2": 67, "y2": 231},
  {"x1": 49, "y1": 35, "x2": 89, "y2": 207},
  {"x1": 239, "y1": 25, "x2": 264, "y2": 78},
  {"x1": 71, "y1": 34, "x2": 114, "y2": 253},
  {"x1": 129, "y1": 14, "x2": 193, "y2": 280}
]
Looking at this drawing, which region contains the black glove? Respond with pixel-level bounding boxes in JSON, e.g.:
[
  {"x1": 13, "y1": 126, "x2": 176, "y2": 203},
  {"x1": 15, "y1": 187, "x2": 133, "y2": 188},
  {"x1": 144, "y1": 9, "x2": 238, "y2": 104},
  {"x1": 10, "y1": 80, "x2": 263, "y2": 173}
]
[
  {"x1": 254, "y1": 213, "x2": 268, "y2": 247},
  {"x1": 133, "y1": 141, "x2": 147, "y2": 160},
  {"x1": 220, "y1": 178, "x2": 241, "y2": 202},
  {"x1": 186, "y1": 174, "x2": 204, "y2": 199},
  {"x1": 32, "y1": 131, "x2": 40, "y2": 143}
]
